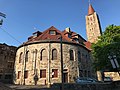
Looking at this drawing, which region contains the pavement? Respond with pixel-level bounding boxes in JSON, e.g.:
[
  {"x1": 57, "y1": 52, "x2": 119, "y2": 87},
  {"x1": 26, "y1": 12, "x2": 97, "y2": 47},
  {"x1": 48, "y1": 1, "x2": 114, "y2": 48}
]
[
  {"x1": 0, "y1": 83, "x2": 54, "y2": 90},
  {"x1": 0, "y1": 82, "x2": 13, "y2": 90},
  {"x1": 6, "y1": 84, "x2": 51, "y2": 90}
]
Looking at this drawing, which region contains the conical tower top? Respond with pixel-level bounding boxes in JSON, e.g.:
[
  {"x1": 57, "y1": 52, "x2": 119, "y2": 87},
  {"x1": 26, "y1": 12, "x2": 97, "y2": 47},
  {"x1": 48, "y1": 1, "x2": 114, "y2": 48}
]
[{"x1": 88, "y1": 4, "x2": 95, "y2": 15}]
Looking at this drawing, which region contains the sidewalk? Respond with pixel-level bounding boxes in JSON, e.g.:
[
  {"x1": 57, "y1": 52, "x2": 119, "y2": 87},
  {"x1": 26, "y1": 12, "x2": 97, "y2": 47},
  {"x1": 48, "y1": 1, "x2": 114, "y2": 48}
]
[
  {"x1": 6, "y1": 84, "x2": 50, "y2": 90},
  {"x1": 0, "y1": 82, "x2": 13, "y2": 90}
]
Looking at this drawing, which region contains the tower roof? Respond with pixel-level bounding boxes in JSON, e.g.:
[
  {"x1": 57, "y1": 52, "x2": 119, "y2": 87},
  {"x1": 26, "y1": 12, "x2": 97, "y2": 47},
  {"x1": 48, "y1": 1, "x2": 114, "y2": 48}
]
[{"x1": 88, "y1": 4, "x2": 95, "y2": 15}]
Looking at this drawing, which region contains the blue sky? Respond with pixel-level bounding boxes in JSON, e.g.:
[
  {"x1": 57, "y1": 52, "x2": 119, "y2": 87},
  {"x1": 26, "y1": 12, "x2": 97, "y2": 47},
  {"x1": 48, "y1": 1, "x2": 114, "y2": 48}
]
[{"x1": 0, "y1": 0, "x2": 120, "y2": 46}]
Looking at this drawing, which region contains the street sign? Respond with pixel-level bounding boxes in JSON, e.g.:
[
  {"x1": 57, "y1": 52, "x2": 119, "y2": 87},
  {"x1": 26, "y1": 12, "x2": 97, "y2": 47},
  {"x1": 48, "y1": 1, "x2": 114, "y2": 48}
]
[{"x1": 108, "y1": 55, "x2": 119, "y2": 69}]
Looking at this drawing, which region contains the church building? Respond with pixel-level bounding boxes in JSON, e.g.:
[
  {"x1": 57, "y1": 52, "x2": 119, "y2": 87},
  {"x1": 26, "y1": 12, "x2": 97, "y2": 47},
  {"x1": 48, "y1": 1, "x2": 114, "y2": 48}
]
[
  {"x1": 13, "y1": 3, "x2": 102, "y2": 85},
  {"x1": 14, "y1": 26, "x2": 92, "y2": 85}
]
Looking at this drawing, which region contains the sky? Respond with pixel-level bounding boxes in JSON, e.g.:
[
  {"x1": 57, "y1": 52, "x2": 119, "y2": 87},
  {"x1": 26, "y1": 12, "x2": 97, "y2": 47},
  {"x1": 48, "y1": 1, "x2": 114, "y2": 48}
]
[{"x1": 0, "y1": 0, "x2": 120, "y2": 47}]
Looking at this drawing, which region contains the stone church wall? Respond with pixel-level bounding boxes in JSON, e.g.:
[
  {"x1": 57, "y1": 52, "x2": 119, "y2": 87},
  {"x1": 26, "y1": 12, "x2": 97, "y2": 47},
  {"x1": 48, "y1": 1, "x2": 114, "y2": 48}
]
[{"x1": 14, "y1": 42, "x2": 91, "y2": 85}]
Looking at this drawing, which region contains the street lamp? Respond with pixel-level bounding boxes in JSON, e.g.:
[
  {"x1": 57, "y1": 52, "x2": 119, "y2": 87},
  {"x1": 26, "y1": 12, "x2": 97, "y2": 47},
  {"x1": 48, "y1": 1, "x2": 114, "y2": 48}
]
[
  {"x1": 108, "y1": 53, "x2": 120, "y2": 76},
  {"x1": 60, "y1": 35, "x2": 64, "y2": 90},
  {"x1": 0, "y1": 12, "x2": 6, "y2": 25}
]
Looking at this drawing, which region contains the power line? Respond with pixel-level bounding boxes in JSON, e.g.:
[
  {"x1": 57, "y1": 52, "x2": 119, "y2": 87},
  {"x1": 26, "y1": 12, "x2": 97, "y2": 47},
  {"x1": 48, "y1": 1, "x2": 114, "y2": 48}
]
[
  {"x1": 0, "y1": 26, "x2": 22, "y2": 44},
  {"x1": 0, "y1": 12, "x2": 6, "y2": 18}
]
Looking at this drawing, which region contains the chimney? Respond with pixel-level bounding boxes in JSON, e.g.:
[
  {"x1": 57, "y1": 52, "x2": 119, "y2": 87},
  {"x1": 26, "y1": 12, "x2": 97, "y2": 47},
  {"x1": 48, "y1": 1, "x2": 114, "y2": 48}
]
[{"x1": 65, "y1": 27, "x2": 71, "y2": 32}]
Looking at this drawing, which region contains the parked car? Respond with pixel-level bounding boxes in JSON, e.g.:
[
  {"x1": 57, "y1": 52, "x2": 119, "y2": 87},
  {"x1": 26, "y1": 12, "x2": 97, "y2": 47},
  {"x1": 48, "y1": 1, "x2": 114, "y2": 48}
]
[
  {"x1": 75, "y1": 77, "x2": 98, "y2": 84},
  {"x1": 104, "y1": 77, "x2": 113, "y2": 82}
]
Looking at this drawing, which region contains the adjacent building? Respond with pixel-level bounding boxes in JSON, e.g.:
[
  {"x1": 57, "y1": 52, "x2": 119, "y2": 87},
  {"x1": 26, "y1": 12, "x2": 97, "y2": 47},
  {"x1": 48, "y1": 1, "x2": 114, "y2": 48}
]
[
  {"x1": 0, "y1": 43, "x2": 17, "y2": 83},
  {"x1": 14, "y1": 26, "x2": 93, "y2": 85}
]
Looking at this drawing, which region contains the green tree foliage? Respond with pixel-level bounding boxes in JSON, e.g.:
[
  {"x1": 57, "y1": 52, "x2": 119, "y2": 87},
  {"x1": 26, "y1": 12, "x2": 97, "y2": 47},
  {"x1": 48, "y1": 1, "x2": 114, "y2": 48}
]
[{"x1": 92, "y1": 25, "x2": 120, "y2": 71}]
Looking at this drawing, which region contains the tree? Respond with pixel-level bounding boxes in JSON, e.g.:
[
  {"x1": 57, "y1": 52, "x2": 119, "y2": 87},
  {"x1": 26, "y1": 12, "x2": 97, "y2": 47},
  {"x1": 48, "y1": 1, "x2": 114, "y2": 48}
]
[{"x1": 92, "y1": 25, "x2": 120, "y2": 71}]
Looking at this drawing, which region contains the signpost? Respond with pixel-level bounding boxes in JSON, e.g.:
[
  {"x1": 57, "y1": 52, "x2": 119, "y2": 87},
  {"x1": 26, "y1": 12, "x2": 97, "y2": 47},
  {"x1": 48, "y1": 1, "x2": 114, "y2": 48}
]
[{"x1": 108, "y1": 53, "x2": 120, "y2": 76}]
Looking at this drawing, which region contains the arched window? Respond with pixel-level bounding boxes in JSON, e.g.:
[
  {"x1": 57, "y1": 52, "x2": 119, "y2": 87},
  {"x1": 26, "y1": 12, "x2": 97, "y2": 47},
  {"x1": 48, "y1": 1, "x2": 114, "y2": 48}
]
[
  {"x1": 78, "y1": 51, "x2": 81, "y2": 62},
  {"x1": 19, "y1": 52, "x2": 23, "y2": 63},
  {"x1": 52, "y1": 49, "x2": 57, "y2": 60},
  {"x1": 90, "y1": 17, "x2": 92, "y2": 21},
  {"x1": 70, "y1": 50, "x2": 74, "y2": 61},
  {"x1": 41, "y1": 49, "x2": 47, "y2": 60},
  {"x1": 25, "y1": 51, "x2": 29, "y2": 62}
]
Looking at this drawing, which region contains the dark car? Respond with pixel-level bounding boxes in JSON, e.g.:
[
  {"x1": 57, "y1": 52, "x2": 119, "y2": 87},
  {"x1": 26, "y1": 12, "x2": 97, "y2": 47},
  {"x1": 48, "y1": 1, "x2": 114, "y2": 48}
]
[
  {"x1": 75, "y1": 77, "x2": 98, "y2": 84},
  {"x1": 104, "y1": 77, "x2": 113, "y2": 82}
]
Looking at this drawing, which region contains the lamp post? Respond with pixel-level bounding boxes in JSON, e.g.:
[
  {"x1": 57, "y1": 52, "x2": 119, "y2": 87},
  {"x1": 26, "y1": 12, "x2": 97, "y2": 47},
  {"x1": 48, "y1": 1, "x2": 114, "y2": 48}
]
[
  {"x1": 108, "y1": 53, "x2": 120, "y2": 76},
  {"x1": 60, "y1": 36, "x2": 64, "y2": 90},
  {"x1": 34, "y1": 49, "x2": 38, "y2": 85},
  {"x1": 47, "y1": 42, "x2": 51, "y2": 87}
]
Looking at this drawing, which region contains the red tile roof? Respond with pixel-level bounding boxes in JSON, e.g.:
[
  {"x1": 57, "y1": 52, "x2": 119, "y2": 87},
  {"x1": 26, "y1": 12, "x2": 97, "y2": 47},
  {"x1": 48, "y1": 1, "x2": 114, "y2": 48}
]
[
  {"x1": 34, "y1": 26, "x2": 72, "y2": 42},
  {"x1": 88, "y1": 4, "x2": 95, "y2": 15},
  {"x1": 84, "y1": 41, "x2": 92, "y2": 50},
  {"x1": 24, "y1": 26, "x2": 90, "y2": 51}
]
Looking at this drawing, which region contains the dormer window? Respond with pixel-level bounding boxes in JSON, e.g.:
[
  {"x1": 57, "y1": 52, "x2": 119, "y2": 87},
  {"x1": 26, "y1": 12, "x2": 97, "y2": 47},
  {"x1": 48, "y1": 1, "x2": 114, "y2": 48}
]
[
  {"x1": 49, "y1": 30, "x2": 56, "y2": 35},
  {"x1": 74, "y1": 38, "x2": 79, "y2": 43},
  {"x1": 68, "y1": 34, "x2": 71, "y2": 38}
]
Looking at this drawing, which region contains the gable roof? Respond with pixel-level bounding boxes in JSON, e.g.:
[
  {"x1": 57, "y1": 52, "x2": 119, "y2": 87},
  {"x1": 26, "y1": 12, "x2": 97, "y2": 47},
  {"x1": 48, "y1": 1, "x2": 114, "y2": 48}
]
[
  {"x1": 84, "y1": 41, "x2": 92, "y2": 51},
  {"x1": 24, "y1": 26, "x2": 87, "y2": 46},
  {"x1": 26, "y1": 26, "x2": 73, "y2": 43}
]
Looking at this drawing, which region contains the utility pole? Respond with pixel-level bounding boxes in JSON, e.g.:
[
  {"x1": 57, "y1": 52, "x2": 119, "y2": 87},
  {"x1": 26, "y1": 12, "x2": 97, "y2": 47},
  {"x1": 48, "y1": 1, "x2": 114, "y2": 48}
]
[
  {"x1": 34, "y1": 49, "x2": 38, "y2": 85},
  {"x1": 23, "y1": 45, "x2": 27, "y2": 85},
  {"x1": 48, "y1": 42, "x2": 51, "y2": 87},
  {"x1": 60, "y1": 36, "x2": 64, "y2": 90}
]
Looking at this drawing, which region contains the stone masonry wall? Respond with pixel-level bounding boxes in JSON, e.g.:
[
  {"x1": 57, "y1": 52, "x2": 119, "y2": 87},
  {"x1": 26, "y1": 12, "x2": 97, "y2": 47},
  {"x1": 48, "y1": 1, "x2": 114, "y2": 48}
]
[
  {"x1": 14, "y1": 42, "x2": 91, "y2": 85},
  {"x1": 0, "y1": 43, "x2": 16, "y2": 83}
]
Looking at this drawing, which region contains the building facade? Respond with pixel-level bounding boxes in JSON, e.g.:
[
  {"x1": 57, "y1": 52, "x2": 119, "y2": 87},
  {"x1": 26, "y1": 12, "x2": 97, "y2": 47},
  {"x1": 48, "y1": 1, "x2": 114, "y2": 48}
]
[
  {"x1": 14, "y1": 26, "x2": 92, "y2": 85},
  {"x1": 0, "y1": 43, "x2": 17, "y2": 83},
  {"x1": 86, "y1": 4, "x2": 102, "y2": 43}
]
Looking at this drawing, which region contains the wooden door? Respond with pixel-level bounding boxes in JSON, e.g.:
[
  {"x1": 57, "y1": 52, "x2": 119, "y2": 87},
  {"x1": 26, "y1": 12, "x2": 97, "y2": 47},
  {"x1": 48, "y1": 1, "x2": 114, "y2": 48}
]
[{"x1": 63, "y1": 72, "x2": 68, "y2": 83}]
